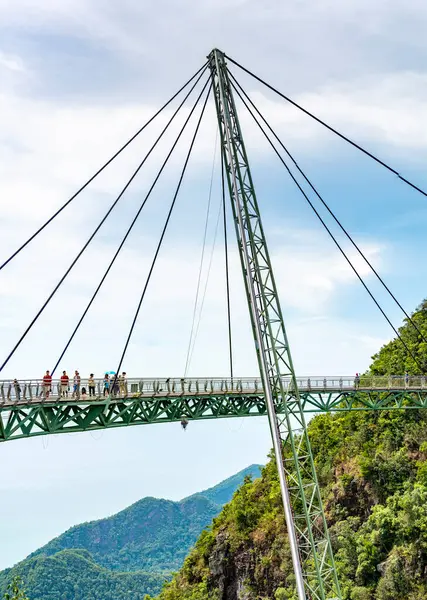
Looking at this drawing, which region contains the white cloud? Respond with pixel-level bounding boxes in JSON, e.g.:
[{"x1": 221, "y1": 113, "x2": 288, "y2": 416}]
[
  {"x1": 0, "y1": 51, "x2": 25, "y2": 72},
  {"x1": 0, "y1": 211, "x2": 384, "y2": 380},
  {"x1": 235, "y1": 71, "x2": 427, "y2": 161},
  {"x1": 1, "y1": 68, "x2": 426, "y2": 241}
]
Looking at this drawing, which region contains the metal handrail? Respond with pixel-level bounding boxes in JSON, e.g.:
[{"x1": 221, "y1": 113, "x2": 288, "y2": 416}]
[{"x1": 0, "y1": 375, "x2": 426, "y2": 404}]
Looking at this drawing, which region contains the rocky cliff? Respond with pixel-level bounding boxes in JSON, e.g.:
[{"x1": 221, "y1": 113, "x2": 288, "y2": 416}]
[{"x1": 155, "y1": 300, "x2": 427, "y2": 600}]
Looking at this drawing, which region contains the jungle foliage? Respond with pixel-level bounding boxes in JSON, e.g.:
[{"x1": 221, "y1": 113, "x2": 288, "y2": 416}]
[
  {"x1": 154, "y1": 300, "x2": 427, "y2": 600},
  {"x1": 0, "y1": 466, "x2": 261, "y2": 599}
]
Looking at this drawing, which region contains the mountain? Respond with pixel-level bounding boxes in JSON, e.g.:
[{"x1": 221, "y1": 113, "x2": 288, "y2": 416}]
[
  {"x1": 28, "y1": 464, "x2": 262, "y2": 574},
  {"x1": 183, "y1": 465, "x2": 263, "y2": 507},
  {"x1": 155, "y1": 300, "x2": 427, "y2": 600},
  {"x1": 0, "y1": 464, "x2": 262, "y2": 599},
  {"x1": 0, "y1": 550, "x2": 165, "y2": 600},
  {"x1": 29, "y1": 495, "x2": 220, "y2": 574}
]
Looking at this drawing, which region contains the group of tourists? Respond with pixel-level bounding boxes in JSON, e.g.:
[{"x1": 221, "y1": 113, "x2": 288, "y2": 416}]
[
  {"x1": 13, "y1": 371, "x2": 128, "y2": 400},
  {"x1": 11, "y1": 371, "x2": 190, "y2": 430}
]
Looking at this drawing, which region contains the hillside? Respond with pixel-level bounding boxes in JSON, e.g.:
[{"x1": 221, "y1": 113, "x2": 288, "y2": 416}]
[
  {"x1": 155, "y1": 300, "x2": 427, "y2": 600},
  {"x1": 0, "y1": 549, "x2": 165, "y2": 600},
  {"x1": 30, "y1": 495, "x2": 220, "y2": 574},
  {"x1": 183, "y1": 467, "x2": 264, "y2": 507},
  {"x1": 29, "y1": 464, "x2": 262, "y2": 573},
  {"x1": 0, "y1": 465, "x2": 261, "y2": 599}
]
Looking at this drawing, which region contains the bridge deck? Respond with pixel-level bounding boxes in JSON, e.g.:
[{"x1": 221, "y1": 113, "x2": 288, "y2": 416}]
[
  {"x1": 1, "y1": 376, "x2": 426, "y2": 442},
  {"x1": 2, "y1": 375, "x2": 426, "y2": 402}
]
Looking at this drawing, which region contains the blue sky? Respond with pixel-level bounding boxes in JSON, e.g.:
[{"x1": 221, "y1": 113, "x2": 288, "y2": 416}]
[{"x1": 1, "y1": 0, "x2": 427, "y2": 570}]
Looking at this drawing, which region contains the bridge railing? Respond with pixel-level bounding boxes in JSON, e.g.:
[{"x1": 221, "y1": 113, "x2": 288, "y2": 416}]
[
  {"x1": 0, "y1": 375, "x2": 426, "y2": 404},
  {"x1": 0, "y1": 377, "x2": 260, "y2": 403}
]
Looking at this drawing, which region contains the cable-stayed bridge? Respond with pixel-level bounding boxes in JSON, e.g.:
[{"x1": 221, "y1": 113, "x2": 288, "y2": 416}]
[
  {"x1": 2, "y1": 48, "x2": 427, "y2": 600},
  {"x1": 1, "y1": 376, "x2": 427, "y2": 443}
]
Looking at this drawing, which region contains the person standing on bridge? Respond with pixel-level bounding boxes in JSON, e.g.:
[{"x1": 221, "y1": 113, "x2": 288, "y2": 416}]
[
  {"x1": 119, "y1": 372, "x2": 127, "y2": 397},
  {"x1": 88, "y1": 374, "x2": 96, "y2": 398},
  {"x1": 13, "y1": 379, "x2": 21, "y2": 401},
  {"x1": 72, "y1": 370, "x2": 81, "y2": 399},
  {"x1": 60, "y1": 371, "x2": 69, "y2": 398},
  {"x1": 111, "y1": 375, "x2": 119, "y2": 397},
  {"x1": 103, "y1": 373, "x2": 110, "y2": 397},
  {"x1": 42, "y1": 370, "x2": 52, "y2": 399},
  {"x1": 354, "y1": 373, "x2": 360, "y2": 389},
  {"x1": 405, "y1": 371, "x2": 409, "y2": 387}
]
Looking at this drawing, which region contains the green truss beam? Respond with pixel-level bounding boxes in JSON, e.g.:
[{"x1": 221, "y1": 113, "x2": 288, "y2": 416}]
[
  {"x1": 2, "y1": 388, "x2": 427, "y2": 442},
  {"x1": 210, "y1": 48, "x2": 340, "y2": 599}
]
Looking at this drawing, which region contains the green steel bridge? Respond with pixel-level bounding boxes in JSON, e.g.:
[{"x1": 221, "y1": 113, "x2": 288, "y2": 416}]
[
  {"x1": 2, "y1": 48, "x2": 427, "y2": 599},
  {"x1": 1, "y1": 376, "x2": 427, "y2": 443}
]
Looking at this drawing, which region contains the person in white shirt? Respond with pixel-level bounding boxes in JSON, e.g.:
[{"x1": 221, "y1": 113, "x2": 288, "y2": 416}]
[
  {"x1": 72, "y1": 370, "x2": 81, "y2": 399},
  {"x1": 119, "y1": 372, "x2": 127, "y2": 397}
]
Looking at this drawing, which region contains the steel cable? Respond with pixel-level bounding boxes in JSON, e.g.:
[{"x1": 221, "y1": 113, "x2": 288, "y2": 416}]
[
  {"x1": 229, "y1": 72, "x2": 427, "y2": 347},
  {"x1": 51, "y1": 73, "x2": 211, "y2": 376},
  {"x1": 0, "y1": 61, "x2": 209, "y2": 271},
  {"x1": 183, "y1": 129, "x2": 218, "y2": 377},
  {"x1": 113, "y1": 83, "x2": 212, "y2": 379},
  {"x1": 222, "y1": 155, "x2": 234, "y2": 379},
  {"x1": 187, "y1": 182, "x2": 223, "y2": 372},
  {"x1": 1, "y1": 71, "x2": 210, "y2": 374},
  {"x1": 231, "y1": 81, "x2": 425, "y2": 372},
  {"x1": 225, "y1": 54, "x2": 427, "y2": 200}
]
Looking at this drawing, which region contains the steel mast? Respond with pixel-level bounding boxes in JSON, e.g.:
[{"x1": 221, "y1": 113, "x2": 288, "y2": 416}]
[{"x1": 208, "y1": 49, "x2": 342, "y2": 600}]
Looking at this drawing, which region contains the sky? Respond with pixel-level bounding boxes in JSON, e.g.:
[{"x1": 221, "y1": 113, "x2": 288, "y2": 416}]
[{"x1": 1, "y1": 0, "x2": 427, "y2": 571}]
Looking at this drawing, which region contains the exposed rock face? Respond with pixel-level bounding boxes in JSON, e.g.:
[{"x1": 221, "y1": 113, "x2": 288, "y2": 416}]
[
  {"x1": 157, "y1": 302, "x2": 427, "y2": 599},
  {"x1": 156, "y1": 408, "x2": 427, "y2": 600}
]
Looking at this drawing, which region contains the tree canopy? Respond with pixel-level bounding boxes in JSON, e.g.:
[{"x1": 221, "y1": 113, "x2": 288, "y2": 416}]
[{"x1": 154, "y1": 299, "x2": 427, "y2": 600}]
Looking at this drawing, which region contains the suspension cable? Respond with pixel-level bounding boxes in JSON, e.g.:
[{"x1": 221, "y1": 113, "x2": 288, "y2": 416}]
[
  {"x1": 0, "y1": 62, "x2": 209, "y2": 272},
  {"x1": 230, "y1": 72, "x2": 427, "y2": 347},
  {"x1": 222, "y1": 156, "x2": 234, "y2": 379},
  {"x1": 225, "y1": 54, "x2": 427, "y2": 200},
  {"x1": 187, "y1": 182, "x2": 223, "y2": 372},
  {"x1": 232, "y1": 82, "x2": 425, "y2": 372},
  {"x1": 113, "y1": 83, "x2": 212, "y2": 379},
  {"x1": 51, "y1": 76, "x2": 212, "y2": 376},
  {"x1": 1, "y1": 73, "x2": 210, "y2": 375},
  {"x1": 183, "y1": 129, "x2": 218, "y2": 377}
]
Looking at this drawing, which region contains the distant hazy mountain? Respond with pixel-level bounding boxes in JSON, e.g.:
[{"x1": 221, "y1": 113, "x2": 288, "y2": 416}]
[
  {"x1": 185, "y1": 466, "x2": 263, "y2": 506},
  {"x1": 0, "y1": 464, "x2": 262, "y2": 599}
]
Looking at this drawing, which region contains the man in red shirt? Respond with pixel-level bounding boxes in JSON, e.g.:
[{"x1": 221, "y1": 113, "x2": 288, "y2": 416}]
[
  {"x1": 60, "y1": 371, "x2": 69, "y2": 398},
  {"x1": 42, "y1": 370, "x2": 52, "y2": 399}
]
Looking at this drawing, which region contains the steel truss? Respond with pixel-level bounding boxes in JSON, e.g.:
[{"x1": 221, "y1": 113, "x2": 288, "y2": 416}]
[
  {"x1": 209, "y1": 48, "x2": 341, "y2": 599},
  {"x1": 1, "y1": 389, "x2": 427, "y2": 442}
]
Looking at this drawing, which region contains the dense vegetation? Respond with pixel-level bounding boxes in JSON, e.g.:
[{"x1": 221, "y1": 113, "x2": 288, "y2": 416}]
[
  {"x1": 3, "y1": 577, "x2": 29, "y2": 600},
  {"x1": 155, "y1": 300, "x2": 427, "y2": 600},
  {"x1": 31, "y1": 495, "x2": 220, "y2": 574},
  {"x1": 0, "y1": 465, "x2": 261, "y2": 599},
  {"x1": 0, "y1": 550, "x2": 165, "y2": 600},
  {"x1": 29, "y1": 465, "x2": 261, "y2": 573}
]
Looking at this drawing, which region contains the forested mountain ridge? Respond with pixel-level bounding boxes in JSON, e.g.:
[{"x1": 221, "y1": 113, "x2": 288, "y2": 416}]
[
  {"x1": 0, "y1": 465, "x2": 262, "y2": 599},
  {"x1": 182, "y1": 468, "x2": 264, "y2": 507},
  {"x1": 0, "y1": 549, "x2": 165, "y2": 600},
  {"x1": 29, "y1": 495, "x2": 220, "y2": 573},
  {"x1": 155, "y1": 300, "x2": 427, "y2": 600},
  {"x1": 27, "y1": 464, "x2": 262, "y2": 573}
]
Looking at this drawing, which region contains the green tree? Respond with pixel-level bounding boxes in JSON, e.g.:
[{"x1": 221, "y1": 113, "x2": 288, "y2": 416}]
[
  {"x1": 3, "y1": 577, "x2": 29, "y2": 600},
  {"x1": 155, "y1": 298, "x2": 427, "y2": 600}
]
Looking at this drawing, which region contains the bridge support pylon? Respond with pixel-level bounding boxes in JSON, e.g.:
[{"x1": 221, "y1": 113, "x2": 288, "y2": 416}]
[{"x1": 209, "y1": 48, "x2": 342, "y2": 600}]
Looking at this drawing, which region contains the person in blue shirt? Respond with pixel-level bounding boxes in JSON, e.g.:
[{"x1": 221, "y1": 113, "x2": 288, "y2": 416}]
[{"x1": 103, "y1": 374, "x2": 110, "y2": 397}]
